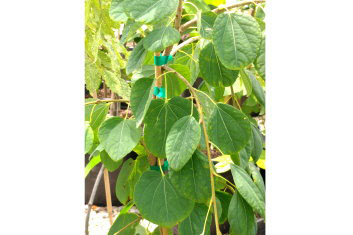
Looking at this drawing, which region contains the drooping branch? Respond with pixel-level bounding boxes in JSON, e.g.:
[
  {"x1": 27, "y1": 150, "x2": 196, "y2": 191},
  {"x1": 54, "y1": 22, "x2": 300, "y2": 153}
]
[
  {"x1": 85, "y1": 99, "x2": 128, "y2": 106},
  {"x1": 170, "y1": 36, "x2": 201, "y2": 56},
  {"x1": 163, "y1": 65, "x2": 222, "y2": 235},
  {"x1": 179, "y1": 0, "x2": 266, "y2": 33}
]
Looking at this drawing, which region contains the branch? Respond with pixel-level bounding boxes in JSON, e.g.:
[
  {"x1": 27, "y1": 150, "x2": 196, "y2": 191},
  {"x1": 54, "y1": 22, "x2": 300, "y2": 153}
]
[
  {"x1": 163, "y1": 65, "x2": 222, "y2": 235},
  {"x1": 163, "y1": 0, "x2": 184, "y2": 56},
  {"x1": 179, "y1": 0, "x2": 266, "y2": 33},
  {"x1": 170, "y1": 36, "x2": 201, "y2": 56},
  {"x1": 85, "y1": 165, "x2": 104, "y2": 235},
  {"x1": 85, "y1": 99, "x2": 129, "y2": 105}
]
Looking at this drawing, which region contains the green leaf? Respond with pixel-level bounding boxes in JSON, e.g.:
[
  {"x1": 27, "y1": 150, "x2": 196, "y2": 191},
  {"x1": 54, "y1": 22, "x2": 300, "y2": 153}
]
[
  {"x1": 103, "y1": 70, "x2": 131, "y2": 100},
  {"x1": 240, "y1": 69, "x2": 253, "y2": 97},
  {"x1": 248, "y1": 162, "x2": 265, "y2": 198},
  {"x1": 198, "y1": 11, "x2": 217, "y2": 40},
  {"x1": 212, "y1": 13, "x2": 261, "y2": 69},
  {"x1": 134, "y1": 171, "x2": 194, "y2": 227},
  {"x1": 195, "y1": 90, "x2": 216, "y2": 125},
  {"x1": 230, "y1": 164, "x2": 265, "y2": 218},
  {"x1": 250, "y1": 124, "x2": 263, "y2": 162},
  {"x1": 151, "y1": 227, "x2": 173, "y2": 235},
  {"x1": 173, "y1": 43, "x2": 200, "y2": 85},
  {"x1": 124, "y1": 0, "x2": 179, "y2": 24},
  {"x1": 85, "y1": 63, "x2": 101, "y2": 95},
  {"x1": 116, "y1": 158, "x2": 134, "y2": 204},
  {"x1": 208, "y1": 103, "x2": 252, "y2": 154},
  {"x1": 131, "y1": 65, "x2": 155, "y2": 81},
  {"x1": 84, "y1": 155, "x2": 101, "y2": 178},
  {"x1": 89, "y1": 103, "x2": 109, "y2": 131},
  {"x1": 100, "y1": 150, "x2": 123, "y2": 172},
  {"x1": 143, "y1": 26, "x2": 181, "y2": 52},
  {"x1": 169, "y1": 150, "x2": 212, "y2": 203},
  {"x1": 216, "y1": 191, "x2": 233, "y2": 224},
  {"x1": 85, "y1": 123, "x2": 94, "y2": 154},
  {"x1": 108, "y1": 213, "x2": 139, "y2": 235},
  {"x1": 166, "y1": 116, "x2": 201, "y2": 171},
  {"x1": 128, "y1": 155, "x2": 150, "y2": 200},
  {"x1": 120, "y1": 19, "x2": 142, "y2": 44},
  {"x1": 228, "y1": 190, "x2": 257, "y2": 235},
  {"x1": 248, "y1": 71, "x2": 265, "y2": 107},
  {"x1": 98, "y1": 117, "x2": 141, "y2": 161},
  {"x1": 255, "y1": 37, "x2": 265, "y2": 79},
  {"x1": 127, "y1": 39, "x2": 148, "y2": 75},
  {"x1": 199, "y1": 42, "x2": 239, "y2": 87},
  {"x1": 163, "y1": 64, "x2": 191, "y2": 99},
  {"x1": 144, "y1": 97, "x2": 198, "y2": 158},
  {"x1": 109, "y1": 0, "x2": 129, "y2": 22},
  {"x1": 130, "y1": 77, "x2": 154, "y2": 127},
  {"x1": 179, "y1": 203, "x2": 212, "y2": 235}
]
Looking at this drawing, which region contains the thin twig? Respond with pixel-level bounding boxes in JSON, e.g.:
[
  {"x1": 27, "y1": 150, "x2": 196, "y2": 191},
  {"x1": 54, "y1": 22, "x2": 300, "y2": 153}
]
[
  {"x1": 85, "y1": 165, "x2": 104, "y2": 235},
  {"x1": 113, "y1": 218, "x2": 140, "y2": 235},
  {"x1": 85, "y1": 99, "x2": 129, "y2": 106},
  {"x1": 170, "y1": 36, "x2": 201, "y2": 56},
  {"x1": 163, "y1": 65, "x2": 222, "y2": 235},
  {"x1": 179, "y1": 0, "x2": 266, "y2": 33}
]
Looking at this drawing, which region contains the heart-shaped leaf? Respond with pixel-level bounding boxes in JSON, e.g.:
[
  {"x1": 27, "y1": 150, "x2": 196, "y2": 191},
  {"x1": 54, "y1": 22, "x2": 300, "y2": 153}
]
[
  {"x1": 169, "y1": 150, "x2": 212, "y2": 203},
  {"x1": 213, "y1": 13, "x2": 261, "y2": 69},
  {"x1": 134, "y1": 171, "x2": 194, "y2": 227},
  {"x1": 208, "y1": 103, "x2": 251, "y2": 154},
  {"x1": 143, "y1": 26, "x2": 181, "y2": 52},
  {"x1": 130, "y1": 77, "x2": 154, "y2": 127},
  {"x1": 166, "y1": 116, "x2": 201, "y2": 171},
  {"x1": 98, "y1": 117, "x2": 141, "y2": 161}
]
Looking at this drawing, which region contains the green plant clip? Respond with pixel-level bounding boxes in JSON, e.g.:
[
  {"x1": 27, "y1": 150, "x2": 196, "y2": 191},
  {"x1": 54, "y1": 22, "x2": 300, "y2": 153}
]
[
  {"x1": 153, "y1": 87, "x2": 166, "y2": 98},
  {"x1": 154, "y1": 55, "x2": 173, "y2": 66},
  {"x1": 150, "y1": 160, "x2": 169, "y2": 172}
]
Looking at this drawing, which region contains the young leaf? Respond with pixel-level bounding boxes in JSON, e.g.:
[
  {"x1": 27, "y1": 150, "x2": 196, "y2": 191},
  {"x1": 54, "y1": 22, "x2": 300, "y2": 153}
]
[
  {"x1": 85, "y1": 124, "x2": 94, "y2": 154},
  {"x1": 103, "y1": 70, "x2": 131, "y2": 100},
  {"x1": 109, "y1": 0, "x2": 129, "y2": 22},
  {"x1": 179, "y1": 203, "x2": 212, "y2": 235},
  {"x1": 250, "y1": 124, "x2": 264, "y2": 162},
  {"x1": 130, "y1": 77, "x2": 154, "y2": 127},
  {"x1": 120, "y1": 19, "x2": 142, "y2": 44},
  {"x1": 89, "y1": 103, "x2": 109, "y2": 131},
  {"x1": 208, "y1": 103, "x2": 252, "y2": 154},
  {"x1": 230, "y1": 164, "x2": 265, "y2": 218},
  {"x1": 85, "y1": 63, "x2": 101, "y2": 95},
  {"x1": 228, "y1": 190, "x2": 257, "y2": 235},
  {"x1": 124, "y1": 0, "x2": 179, "y2": 24},
  {"x1": 166, "y1": 116, "x2": 201, "y2": 171},
  {"x1": 255, "y1": 37, "x2": 265, "y2": 79},
  {"x1": 143, "y1": 26, "x2": 181, "y2": 52},
  {"x1": 108, "y1": 212, "x2": 139, "y2": 235},
  {"x1": 169, "y1": 150, "x2": 212, "y2": 203},
  {"x1": 134, "y1": 171, "x2": 194, "y2": 227},
  {"x1": 116, "y1": 158, "x2": 134, "y2": 204},
  {"x1": 126, "y1": 39, "x2": 148, "y2": 75},
  {"x1": 212, "y1": 13, "x2": 261, "y2": 69},
  {"x1": 248, "y1": 162, "x2": 265, "y2": 198},
  {"x1": 199, "y1": 42, "x2": 239, "y2": 87},
  {"x1": 100, "y1": 150, "x2": 123, "y2": 172},
  {"x1": 84, "y1": 155, "x2": 101, "y2": 178},
  {"x1": 144, "y1": 97, "x2": 198, "y2": 158},
  {"x1": 98, "y1": 117, "x2": 141, "y2": 161}
]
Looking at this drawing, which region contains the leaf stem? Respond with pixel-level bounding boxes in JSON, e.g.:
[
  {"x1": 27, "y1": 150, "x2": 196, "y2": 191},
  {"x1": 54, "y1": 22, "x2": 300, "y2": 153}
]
[
  {"x1": 163, "y1": 65, "x2": 222, "y2": 235},
  {"x1": 85, "y1": 99, "x2": 128, "y2": 105},
  {"x1": 158, "y1": 158, "x2": 165, "y2": 177},
  {"x1": 230, "y1": 85, "x2": 242, "y2": 111},
  {"x1": 113, "y1": 218, "x2": 140, "y2": 235},
  {"x1": 201, "y1": 200, "x2": 213, "y2": 235}
]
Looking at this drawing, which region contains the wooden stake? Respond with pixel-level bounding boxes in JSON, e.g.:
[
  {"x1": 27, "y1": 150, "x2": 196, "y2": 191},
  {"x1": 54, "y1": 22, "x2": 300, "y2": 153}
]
[{"x1": 103, "y1": 168, "x2": 114, "y2": 225}]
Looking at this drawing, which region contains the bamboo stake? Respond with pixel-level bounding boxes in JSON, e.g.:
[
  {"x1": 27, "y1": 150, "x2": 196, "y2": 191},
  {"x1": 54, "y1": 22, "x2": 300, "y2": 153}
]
[{"x1": 103, "y1": 168, "x2": 114, "y2": 225}]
